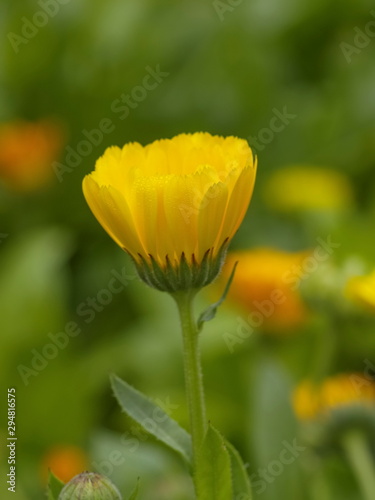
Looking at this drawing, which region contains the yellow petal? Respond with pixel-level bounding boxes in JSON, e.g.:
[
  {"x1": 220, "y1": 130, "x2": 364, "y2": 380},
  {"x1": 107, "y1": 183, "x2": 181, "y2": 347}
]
[{"x1": 83, "y1": 175, "x2": 143, "y2": 257}]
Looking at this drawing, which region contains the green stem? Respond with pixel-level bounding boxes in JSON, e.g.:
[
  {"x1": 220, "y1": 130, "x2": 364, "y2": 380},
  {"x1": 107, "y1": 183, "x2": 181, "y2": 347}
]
[
  {"x1": 311, "y1": 316, "x2": 337, "y2": 383},
  {"x1": 310, "y1": 464, "x2": 333, "y2": 500},
  {"x1": 172, "y1": 290, "x2": 207, "y2": 472},
  {"x1": 342, "y1": 430, "x2": 375, "y2": 500}
]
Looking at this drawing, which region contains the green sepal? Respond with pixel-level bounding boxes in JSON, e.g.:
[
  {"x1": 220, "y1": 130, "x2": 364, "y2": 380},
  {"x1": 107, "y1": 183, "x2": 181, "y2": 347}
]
[
  {"x1": 193, "y1": 248, "x2": 212, "y2": 289},
  {"x1": 128, "y1": 239, "x2": 230, "y2": 293},
  {"x1": 149, "y1": 254, "x2": 170, "y2": 290},
  {"x1": 110, "y1": 374, "x2": 193, "y2": 464},
  {"x1": 46, "y1": 471, "x2": 65, "y2": 500},
  {"x1": 197, "y1": 260, "x2": 238, "y2": 331},
  {"x1": 208, "y1": 238, "x2": 229, "y2": 283},
  {"x1": 179, "y1": 252, "x2": 193, "y2": 288},
  {"x1": 165, "y1": 255, "x2": 180, "y2": 290}
]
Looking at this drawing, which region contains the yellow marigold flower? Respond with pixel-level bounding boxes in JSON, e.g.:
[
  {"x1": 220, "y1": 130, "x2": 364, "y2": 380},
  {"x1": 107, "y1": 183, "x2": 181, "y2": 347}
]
[
  {"x1": 263, "y1": 165, "x2": 353, "y2": 213},
  {"x1": 41, "y1": 445, "x2": 88, "y2": 484},
  {"x1": 218, "y1": 248, "x2": 310, "y2": 331},
  {"x1": 83, "y1": 133, "x2": 256, "y2": 291},
  {"x1": 293, "y1": 374, "x2": 375, "y2": 421},
  {"x1": 345, "y1": 270, "x2": 375, "y2": 312},
  {"x1": 0, "y1": 120, "x2": 63, "y2": 191}
]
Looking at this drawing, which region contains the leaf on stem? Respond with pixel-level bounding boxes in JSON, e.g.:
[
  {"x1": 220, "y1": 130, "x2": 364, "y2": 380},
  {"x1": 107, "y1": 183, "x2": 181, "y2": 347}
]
[
  {"x1": 127, "y1": 478, "x2": 140, "y2": 500},
  {"x1": 46, "y1": 470, "x2": 65, "y2": 500},
  {"x1": 197, "y1": 262, "x2": 238, "y2": 331},
  {"x1": 226, "y1": 440, "x2": 252, "y2": 499},
  {"x1": 110, "y1": 374, "x2": 193, "y2": 464},
  {"x1": 195, "y1": 424, "x2": 233, "y2": 500}
]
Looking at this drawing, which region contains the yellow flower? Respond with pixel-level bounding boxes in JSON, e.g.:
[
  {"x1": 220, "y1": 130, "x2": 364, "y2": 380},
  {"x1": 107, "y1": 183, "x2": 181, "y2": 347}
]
[
  {"x1": 218, "y1": 248, "x2": 310, "y2": 332},
  {"x1": 83, "y1": 133, "x2": 256, "y2": 291},
  {"x1": 345, "y1": 270, "x2": 375, "y2": 312},
  {"x1": 0, "y1": 120, "x2": 63, "y2": 191},
  {"x1": 263, "y1": 165, "x2": 353, "y2": 213},
  {"x1": 293, "y1": 374, "x2": 375, "y2": 421},
  {"x1": 292, "y1": 380, "x2": 321, "y2": 420}
]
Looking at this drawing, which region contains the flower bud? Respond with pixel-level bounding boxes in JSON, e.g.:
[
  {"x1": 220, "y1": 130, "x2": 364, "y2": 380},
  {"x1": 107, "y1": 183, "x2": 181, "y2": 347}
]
[{"x1": 58, "y1": 472, "x2": 122, "y2": 500}]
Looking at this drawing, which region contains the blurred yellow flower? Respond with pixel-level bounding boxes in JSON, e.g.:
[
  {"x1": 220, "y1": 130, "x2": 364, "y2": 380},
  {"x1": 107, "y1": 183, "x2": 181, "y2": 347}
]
[
  {"x1": 263, "y1": 165, "x2": 353, "y2": 213},
  {"x1": 0, "y1": 120, "x2": 63, "y2": 191},
  {"x1": 219, "y1": 248, "x2": 310, "y2": 331},
  {"x1": 83, "y1": 133, "x2": 256, "y2": 291},
  {"x1": 40, "y1": 445, "x2": 88, "y2": 484},
  {"x1": 293, "y1": 374, "x2": 375, "y2": 421},
  {"x1": 345, "y1": 270, "x2": 375, "y2": 312}
]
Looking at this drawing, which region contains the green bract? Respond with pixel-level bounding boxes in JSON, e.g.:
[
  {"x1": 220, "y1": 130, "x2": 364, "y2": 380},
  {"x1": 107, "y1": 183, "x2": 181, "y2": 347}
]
[{"x1": 129, "y1": 239, "x2": 229, "y2": 292}]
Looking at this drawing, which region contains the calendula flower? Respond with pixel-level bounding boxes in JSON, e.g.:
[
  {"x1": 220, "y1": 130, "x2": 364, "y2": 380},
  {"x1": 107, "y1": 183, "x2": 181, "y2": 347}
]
[
  {"x1": 345, "y1": 270, "x2": 375, "y2": 312},
  {"x1": 218, "y1": 248, "x2": 310, "y2": 332},
  {"x1": 41, "y1": 445, "x2": 88, "y2": 483},
  {"x1": 293, "y1": 374, "x2": 375, "y2": 421},
  {"x1": 263, "y1": 166, "x2": 353, "y2": 213},
  {"x1": 83, "y1": 133, "x2": 256, "y2": 292},
  {"x1": 0, "y1": 120, "x2": 63, "y2": 191},
  {"x1": 294, "y1": 374, "x2": 375, "y2": 499}
]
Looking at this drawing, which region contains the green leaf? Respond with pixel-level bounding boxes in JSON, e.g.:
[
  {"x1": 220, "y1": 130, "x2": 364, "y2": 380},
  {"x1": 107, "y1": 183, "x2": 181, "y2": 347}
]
[
  {"x1": 226, "y1": 441, "x2": 252, "y2": 500},
  {"x1": 197, "y1": 261, "x2": 238, "y2": 331},
  {"x1": 251, "y1": 359, "x2": 304, "y2": 500},
  {"x1": 46, "y1": 471, "x2": 65, "y2": 500},
  {"x1": 127, "y1": 478, "x2": 140, "y2": 500},
  {"x1": 196, "y1": 424, "x2": 233, "y2": 500},
  {"x1": 110, "y1": 374, "x2": 192, "y2": 464}
]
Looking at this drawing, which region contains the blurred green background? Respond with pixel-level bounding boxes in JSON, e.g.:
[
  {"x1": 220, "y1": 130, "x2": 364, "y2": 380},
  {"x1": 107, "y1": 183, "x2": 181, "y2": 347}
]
[{"x1": 1, "y1": 0, "x2": 375, "y2": 498}]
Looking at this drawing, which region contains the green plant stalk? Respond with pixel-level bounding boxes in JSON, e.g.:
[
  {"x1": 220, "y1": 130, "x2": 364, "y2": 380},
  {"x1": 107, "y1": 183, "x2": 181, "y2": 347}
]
[
  {"x1": 342, "y1": 430, "x2": 375, "y2": 500},
  {"x1": 172, "y1": 290, "x2": 207, "y2": 477}
]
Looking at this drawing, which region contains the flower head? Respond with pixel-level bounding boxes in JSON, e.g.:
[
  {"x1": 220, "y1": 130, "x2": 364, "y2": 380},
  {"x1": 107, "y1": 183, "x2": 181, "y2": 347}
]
[
  {"x1": 218, "y1": 248, "x2": 310, "y2": 332},
  {"x1": 83, "y1": 133, "x2": 256, "y2": 291},
  {"x1": 0, "y1": 120, "x2": 63, "y2": 191},
  {"x1": 263, "y1": 165, "x2": 353, "y2": 213},
  {"x1": 293, "y1": 374, "x2": 375, "y2": 421},
  {"x1": 58, "y1": 472, "x2": 122, "y2": 500},
  {"x1": 345, "y1": 270, "x2": 375, "y2": 312}
]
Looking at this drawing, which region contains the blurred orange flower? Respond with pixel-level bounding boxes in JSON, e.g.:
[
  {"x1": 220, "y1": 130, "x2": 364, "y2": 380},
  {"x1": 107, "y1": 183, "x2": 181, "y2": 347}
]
[
  {"x1": 40, "y1": 445, "x2": 88, "y2": 484},
  {"x1": 293, "y1": 374, "x2": 375, "y2": 421},
  {"x1": 0, "y1": 120, "x2": 63, "y2": 191},
  {"x1": 219, "y1": 248, "x2": 310, "y2": 332}
]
